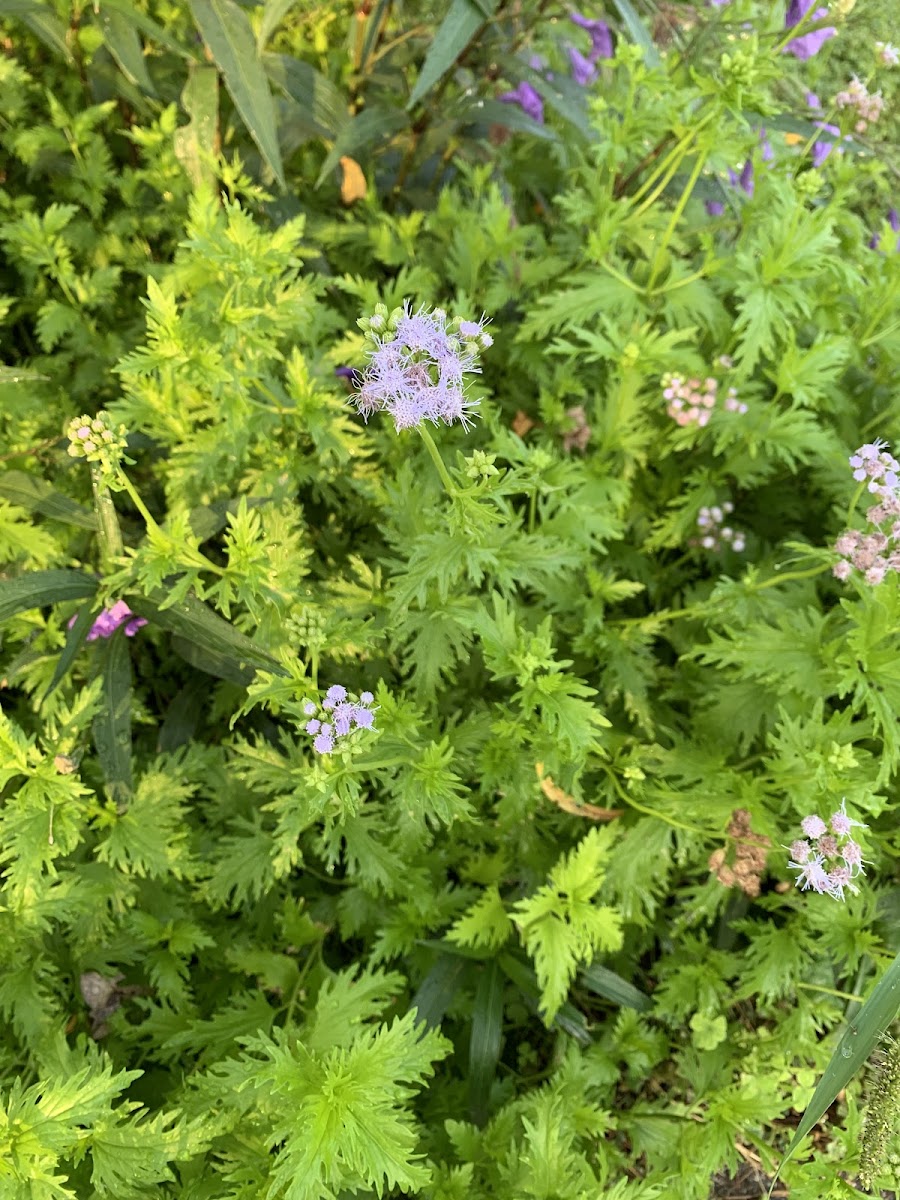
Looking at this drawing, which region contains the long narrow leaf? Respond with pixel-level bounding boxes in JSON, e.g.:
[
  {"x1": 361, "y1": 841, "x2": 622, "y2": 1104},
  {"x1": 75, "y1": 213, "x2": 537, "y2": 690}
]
[
  {"x1": 0, "y1": 471, "x2": 96, "y2": 530},
  {"x1": 410, "y1": 953, "x2": 470, "y2": 1029},
  {"x1": 189, "y1": 0, "x2": 285, "y2": 188},
  {"x1": 609, "y1": 0, "x2": 661, "y2": 67},
  {"x1": 0, "y1": 0, "x2": 73, "y2": 61},
  {"x1": 579, "y1": 962, "x2": 651, "y2": 1012},
  {"x1": 0, "y1": 570, "x2": 97, "y2": 623},
  {"x1": 43, "y1": 602, "x2": 96, "y2": 700},
  {"x1": 315, "y1": 106, "x2": 407, "y2": 187},
  {"x1": 407, "y1": 0, "x2": 499, "y2": 110},
  {"x1": 264, "y1": 53, "x2": 348, "y2": 139},
  {"x1": 96, "y1": 2, "x2": 157, "y2": 93},
  {"x1": 92, "y1": 629, "x2": 133, "y2": 808},
  {"x1": 773, "y1": 951, "x2": 900, "y2": 1185},
  {"x1": 469, "y1": 959, "x2": 504, "y2": 1124},
  {"x1": 498, "y1": 953, "x2": 591, "y2": 1045}
]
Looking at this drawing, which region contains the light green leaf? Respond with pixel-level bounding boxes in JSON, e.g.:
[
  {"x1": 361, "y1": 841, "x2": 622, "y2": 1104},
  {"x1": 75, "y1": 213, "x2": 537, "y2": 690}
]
[
  {"x1": 0, "y1": 0, "x2": 73, "y2": 62},
  {"x1": 609, "y1": 0, "x2": 661, "y2": 66},
  {"x1": 173, "y1": 62, "x2": 219, "y2": 190},
  {"x1": 407, "y1": 0, "x2": 499, "y2": 110},
  {"x1": 189, "y1": 0, "x2": 285, "y2": 187}
]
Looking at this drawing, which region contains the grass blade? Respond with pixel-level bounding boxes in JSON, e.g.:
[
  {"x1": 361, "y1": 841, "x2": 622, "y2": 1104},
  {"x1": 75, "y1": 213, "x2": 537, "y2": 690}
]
[
  {"x1": 579, "y1": 962, "x2": 651, "y2": 1011},
  {"x1": 92, "y1": 629, "x2": 133, "y2": 808},
  {"x1": 410, "y1": 953, "x2": 469, "y2": 1029},
  {"x1": 772, "y1": 951, "x2": 900, "y2": 1186},
  {"x1": 469, "y1": 959, "x2": 504, "y2": 1124}
]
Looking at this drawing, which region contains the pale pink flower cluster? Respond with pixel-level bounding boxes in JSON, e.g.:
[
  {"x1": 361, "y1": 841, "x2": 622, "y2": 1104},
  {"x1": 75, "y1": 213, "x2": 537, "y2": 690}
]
[
  {"x1": 787, "y1": 801, "x2": 867, "y2": 902},
  {"x1": 875, "y1": 41, "x2": 899, "y2": 68},
  {"x1": 693, "y1": 503, "x2": 746, "y2": 553},
  {"x1": 834, "y1": 78, "x2": 885, "y2": 133},
  {"x1": 833, "y1": 441, "x2": 900, "y2": 584},
  {"x1": 662, "y1": 372, "x2": 747, "y2": 428}
]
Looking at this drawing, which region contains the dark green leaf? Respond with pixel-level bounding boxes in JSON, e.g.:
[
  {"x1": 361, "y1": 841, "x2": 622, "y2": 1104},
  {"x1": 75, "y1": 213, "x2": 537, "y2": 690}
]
[
  {"x1": 458, "y1": 97, "x2": 560, "y2": 143},
  {"x1": 0, "y1": 0, "x2": 73, "y2": 62},
  {"x1": 264, "y1": 53, "x2": 348, "y2": 140},
  {"x1": 99, "y1": 0, "x2": 195, "y2": 58},
  {"x1": 358, "y1": 0, "x2": 391, "y2": 73},
  {"x1": 578, "y1": 962, "x2": 652, "y2": 1012},
  {"x1": 315, "y1": 106, "x2": 407, "y2": 187},
  {"x1": 189, "y1": 0, "x2": 285, "y2": 188},
  {"x1": 0, "y1": 570, "x2": 97, "y2": 624},
  {"x1": 0, "y1": 471, "x2": 96, "y2": 529},
  {"x1": 157, "y1": 677, "x2": 207, "y2": 753},
  {"x1": 43, "y1": 602, "x2": 96, "y2": 700},
  {"x1": 609, "y1": 0, "x2": 661, "y2": 67},
  {"x1": 407, "y1": 0, "x2": 499, "y2": 110},
  {"x1": 96, "y1": 2, "x2": 157, "y2": 93},
  {"x1": 92, "y1": 629, "x2": 133, "y2": 807},
  {"x1": 774, "y1": 952, "x2": 900, "y2": 1183},
  {"x1": 469, "y1": 959, "x2": 503, "y2": 1124},
  {"x1": 127, "y1": 590, "x2": 285, "y2": 680},
  {"x1": 410, "y1": 953, "x2": 469, "y2": 1029},
  {"x1": 498, "y1": 954, "x2": 591, "y2": 1045}
]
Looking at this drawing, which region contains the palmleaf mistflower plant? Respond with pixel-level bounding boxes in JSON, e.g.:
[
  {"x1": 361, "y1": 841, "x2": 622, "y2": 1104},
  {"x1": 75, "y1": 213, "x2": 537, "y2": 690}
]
[
  {"x1": 303, "y1": 686, "x2": 377, "y2": 755},
  {"x1": 833, "y1": 440, "x2": 900, "y2": 584},
  {"x1": 787, "y1": 801, "x2": 867, "y2": 901}
]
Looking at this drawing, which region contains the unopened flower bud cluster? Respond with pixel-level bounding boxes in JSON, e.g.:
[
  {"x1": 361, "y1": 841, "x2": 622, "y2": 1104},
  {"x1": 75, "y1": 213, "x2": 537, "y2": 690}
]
[
  {"x1": 787, "y1": 800, "x2": 867, "y2": 901},
  {"x1": 661, "y1": 371, "x2": 747, "y2": 428},
  {"x1": 352, "y1": 301, "x2": 492, "y2": 432},
  {"x1": 834, "y1": 78, "x2": 885, "y2": 133},
  {"x1": 833, "y1": 440, "x2": 900, "y2": 584},
  {"x1": 303, "y1": 684, "x2": 377, "y2": 755},
  {"x1": 693, "y1": 502, "x2": 746, "y2": 553},
  {"x1": 66, "y1": 413, "x2": 128, "y2": 463}
]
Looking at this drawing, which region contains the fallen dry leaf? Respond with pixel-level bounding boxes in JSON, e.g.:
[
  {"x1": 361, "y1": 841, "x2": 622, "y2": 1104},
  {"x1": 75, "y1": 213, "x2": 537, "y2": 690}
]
[{"x1": 535, "y1": 762, "x2": 622, "y2": 821}]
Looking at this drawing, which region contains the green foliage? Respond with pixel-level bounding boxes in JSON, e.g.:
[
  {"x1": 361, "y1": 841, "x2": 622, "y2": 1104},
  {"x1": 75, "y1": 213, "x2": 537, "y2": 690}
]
[{"x1": 1, "y1": 0, "x2": 900, "y2": 1196}]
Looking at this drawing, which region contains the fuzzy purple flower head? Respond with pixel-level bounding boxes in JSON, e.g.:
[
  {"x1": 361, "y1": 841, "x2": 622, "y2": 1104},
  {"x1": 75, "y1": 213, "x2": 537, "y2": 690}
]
[
  {"x1": 784, "y1": 0, "x2": 836, "y2": 60},
  {"x1": 303, "y1": 685, "x2": 377, "y2": 756},
  {"x1": 351, "y1": 302, "x2": 492, "y2": 432},
  {"x1": 788, "y1": 801, "x2": 867, "y2": 901},
  {"x1": 569, "y1": 11, "x2": 613, "y2": 60},
  {"x1": 69, "y1": 600, "x2": 147, "y2": 642}
]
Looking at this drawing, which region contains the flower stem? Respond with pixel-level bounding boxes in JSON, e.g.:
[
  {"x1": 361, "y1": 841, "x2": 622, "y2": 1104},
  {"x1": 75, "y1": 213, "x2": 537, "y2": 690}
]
[
  {"x1": 417, "y1": 425, "x2": 457, "y2": 496},
  {"x1": 647, "y1": 148, "x2": 709, "y2": 291},
  {"x1": 90, "y1": 464, "x2": 123, "y2": 569}
]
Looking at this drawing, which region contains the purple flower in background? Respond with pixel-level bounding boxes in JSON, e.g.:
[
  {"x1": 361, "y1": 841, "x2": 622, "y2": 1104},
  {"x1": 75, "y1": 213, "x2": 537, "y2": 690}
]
[
  {"x1": 727, "y1": 159, "x2": 754, "y2": 197},
  {"x1": 758, "y1": 128, "x2": 774, "y2": 162},
  {"x1": 569, "y1": 11, "x2": 613, "y2": 60},
  {"x1": 567, "y1": 45, "x2": 597, "y2": 86},
  {"x1": 784, "y1": 0, "x2": 835, "y2": 60},
  {"x1": 335, "y1": 365, "x2": 363, "y2": 388},
  {"x1": 705, "y1": 200, "x2": 725, "y2": 217},
  {"x1": 868, "y1": 210, "x2": 900, "y2": 251},
  {"x1": 69, "y1": 600, "x2": 147, "y2": 642},
  {"x1": 499, "y1": 80, "x2": 544, "y2": 124}
]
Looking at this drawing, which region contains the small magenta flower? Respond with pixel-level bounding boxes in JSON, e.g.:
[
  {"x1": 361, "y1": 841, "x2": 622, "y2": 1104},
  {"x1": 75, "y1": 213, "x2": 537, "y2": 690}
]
[
  {"x1": 849, "y1": 440, "x2": 900, "y2": 496},
  {"x1": 303, "y1": 686, "x2": 378, "y2": 755},
  {"x1": 784, "y1": 0, "x2": 836, "y2": 60},
  {"x1": 70, "y1": 601, "x2": 147, "y2": 642},
  {"x1": 499, "y1": 81, "x2": 544, "y2": 124}
]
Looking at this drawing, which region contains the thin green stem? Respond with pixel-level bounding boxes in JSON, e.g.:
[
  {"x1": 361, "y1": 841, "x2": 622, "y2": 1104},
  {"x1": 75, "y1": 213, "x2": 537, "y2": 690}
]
[
  {"x1": 90, "y1": 465, "x2": 123, "y2": 569},
  {"x1": 797, "y1": 981, "x2": 865, "y2": 1004},
  {"x1": 647, "y1": 148, "x2": 709, "y2": 292},
  {"x1": 116, "y1": 471, "x2": 165, "y2": 537},
  {"x1": 602, "y1": 768, "x2": 712, "y2": 837},
  {"x1": 749, "y1": 563, "x2": 831, "y2": 591},
  {"x1": 417, "y1": 425, "x2": 457, "y2": 496},
  {"x1": 116, "y1": 469, "x2": 225, "y2": 576},
  {"x1": 628, "y1": 113, "x2": 714, "y2": 211}
]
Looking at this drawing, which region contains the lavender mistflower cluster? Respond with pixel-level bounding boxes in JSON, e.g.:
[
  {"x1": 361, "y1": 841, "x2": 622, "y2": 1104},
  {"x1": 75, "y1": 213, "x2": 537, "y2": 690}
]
[
  {"x1": 662, "y1": 372, "x2": 747, "y2": 428},
  {"x1": 834, "y1": 78, "x2": 885, "y2": 133},
  {"x1": 833, "y1": 441, "x2": 900, "y2": 585},
  {"x1": 876, "y1": 41, "x2": 899, "y2": 68},
  {"x1": 303, "y1": 685, "x2": 376, "y2": 755},
  {"x1": 787, "y1": 801, "x2": 867, "y2": 901},
  {"x1": 69, "y1": 601, "x2": 147, "y2": 641},
  {"x1": 351, "y1": 302, "x2": 491, "y2": 432},
  {"x1": 693, "y1": 503, "x2": 746, "y2": 553}
]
